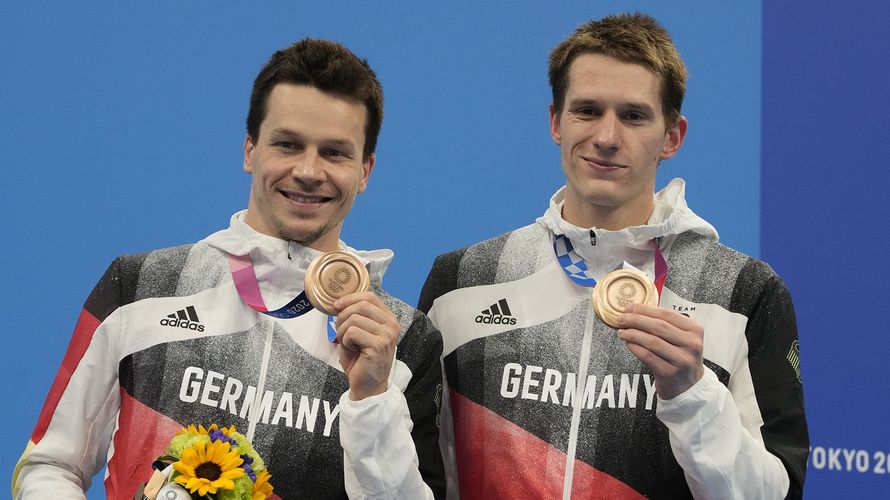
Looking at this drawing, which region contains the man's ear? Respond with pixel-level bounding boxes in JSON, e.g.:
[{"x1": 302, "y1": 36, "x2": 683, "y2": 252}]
[
  {"x1": 243, "y1": 134, "x2": 255, "y2": 173},
  {"x1": 549, "y1": 103, "x2": 562, "y2": 145},
  {"x1": 358, "y1": 153, "x2": 376, "y2": 193},
  {"x1": 660, "y1": 115, "x2": 688, "y2": 160}
]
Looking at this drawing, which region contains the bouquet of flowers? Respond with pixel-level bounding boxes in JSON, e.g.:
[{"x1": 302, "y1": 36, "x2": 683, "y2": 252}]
[{"x1": 143, "y1": 424, "x2": 273, "y2": 500}]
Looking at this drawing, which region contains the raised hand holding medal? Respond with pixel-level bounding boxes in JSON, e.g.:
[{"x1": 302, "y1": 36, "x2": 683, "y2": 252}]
[
  {"x1": 554, "y1": 233, "x2": 703, "y2": 399},
  {"x1": 229, "y1": 249, "x2": 399, "y2": 401},
  {"x1": 305, "y1": 251, "x2": 399, "y2": 400}
]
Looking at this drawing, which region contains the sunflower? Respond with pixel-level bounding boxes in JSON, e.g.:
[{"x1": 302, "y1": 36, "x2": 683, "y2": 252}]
[
  {"x1": 251, "y1": 469, "x2": 274, "y2": 500},
  {"x1": 181, "y1": 423, "x2": 238, "y2": 436},
  {"x1": 173, "y1": 439, "x2": 246, "y2": 496},
  {"x1": 181, "y1": 424, "x2": 213, "y2": 436}
]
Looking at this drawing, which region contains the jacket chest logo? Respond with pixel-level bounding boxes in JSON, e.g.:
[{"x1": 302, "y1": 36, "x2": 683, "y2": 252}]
[
  {"x1": 474, "y1": 298, "x2": 517, "y2": 325},
  {"x1": 159, "y1": 305, "x2": 206, "y2": 332}
]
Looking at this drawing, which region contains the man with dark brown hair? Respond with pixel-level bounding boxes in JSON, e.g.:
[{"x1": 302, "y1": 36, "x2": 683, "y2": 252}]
[
  {"x1": 14, "y1": 38, "x2": 445, "y2": 499},
  {"x1": 420, "y1": 13, "x2": 808, "y2": 499}
]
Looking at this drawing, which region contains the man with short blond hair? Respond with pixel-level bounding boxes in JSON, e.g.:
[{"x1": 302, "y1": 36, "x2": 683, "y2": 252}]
[{"x1": 421, "y1": 13, "x2": 808, "y2": 499}]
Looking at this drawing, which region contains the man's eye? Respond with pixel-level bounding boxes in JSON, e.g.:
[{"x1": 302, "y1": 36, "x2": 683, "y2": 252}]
[
  {"x1": 322, "y1": 148, "x2": 346, "y2": 158},
  {"x1": 275, "y1": 142, "x2": 301, "y2": 151},
  {"x1": 575, "y1": 107, "x2": 600, "y2": 118},
  {"x1": 624, "y1": 112, "x2": 646, "y2": 122}
]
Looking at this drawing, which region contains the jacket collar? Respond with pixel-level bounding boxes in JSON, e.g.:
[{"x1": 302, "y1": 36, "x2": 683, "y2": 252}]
[
  {"x1": 202, "y1": 211, "x2": 393, "y2": 298},
  {"x1": 536, "y1": 178, "x2": 718, "y2": 279}
]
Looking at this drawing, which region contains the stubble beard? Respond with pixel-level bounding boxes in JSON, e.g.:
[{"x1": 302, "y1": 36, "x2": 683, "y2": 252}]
[{"x1": 269, "y1": 212, "x2": 339, "y2": 249}]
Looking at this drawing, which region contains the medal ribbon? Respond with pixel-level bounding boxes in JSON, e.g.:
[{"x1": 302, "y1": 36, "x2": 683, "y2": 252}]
[
  {"x1": 553, "y1": 233, "x2": 668, "y2": 300},
  {"x1": 227, "y1": 254, "x2": 338, "y2": 341}
]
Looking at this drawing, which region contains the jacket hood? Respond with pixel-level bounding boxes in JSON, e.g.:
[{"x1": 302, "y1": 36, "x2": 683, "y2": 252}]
[
  {"x1": 535, "y1": 178, "x2": 718, "y2": 279},
  {"x1": 201, "y1": 211, "x2": 393, "y2": 307}
]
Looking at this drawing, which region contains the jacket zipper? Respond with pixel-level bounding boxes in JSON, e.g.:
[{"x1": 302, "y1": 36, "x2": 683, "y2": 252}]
[
  {"x1": 562, "y1": 301, "x2": 595, "y2": 499},
  {"x1": 246, "y1": 320, "x2": 275, "y2": 441},
  {"x1": 245, "y1": 249, "x2": 296, "y2": 441}
]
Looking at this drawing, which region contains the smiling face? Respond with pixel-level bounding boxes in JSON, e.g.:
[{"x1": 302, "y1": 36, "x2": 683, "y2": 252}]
[
  {"x1": 243, "y1": 83, "x2": 374, "y2": 251},
  {"x1": 550, "y1": 53, "x2": 687, "y2": 230}
]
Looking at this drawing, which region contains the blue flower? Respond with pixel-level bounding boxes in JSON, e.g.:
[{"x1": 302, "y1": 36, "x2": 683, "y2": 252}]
[
  {"x1": 209, "y1": 429, "x2": 238, "y2": 447},
  {"x1": 240, "y1": 454, "x2": 257, "y2": 481}
]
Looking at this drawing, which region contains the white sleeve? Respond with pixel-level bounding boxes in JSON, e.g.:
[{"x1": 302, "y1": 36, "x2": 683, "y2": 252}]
[
  {"x1": 14, "y1": 314, "x2": 121, "y2": 499},
  {"x1": 656, "y1": 368, "x2": 790, "y2": 500},
  {"x1": 14, "y1": 463, "x2": 88, "y2": 500},
  {"x1": 339, "y1": 381, "x2": 435, "y2": 500}
]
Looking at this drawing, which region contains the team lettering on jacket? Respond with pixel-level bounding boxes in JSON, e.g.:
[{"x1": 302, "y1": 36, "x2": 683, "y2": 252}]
[
  {"x1": 500, "y1": 363, "x2": 659, "y2": 410},
  {"x1": 179, "y1": 366, "x2": 341, "y2": 436}
]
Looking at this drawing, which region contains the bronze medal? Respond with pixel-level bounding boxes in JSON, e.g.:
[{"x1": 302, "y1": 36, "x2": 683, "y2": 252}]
[
  {"x1": 592, "y1": 268, "x2": 658, "y2": 328},
  {"x1": 304, "y1": 251, "x2": 370, "y2": 315}
]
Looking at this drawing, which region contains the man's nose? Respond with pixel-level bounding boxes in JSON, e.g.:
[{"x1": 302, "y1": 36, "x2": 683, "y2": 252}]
[
  {"x1": 593, "y1": 113, "x2": 621, "y2": 152},
  {"x1": 291, "y1": 148, "x2": 325, "y2": 184}
]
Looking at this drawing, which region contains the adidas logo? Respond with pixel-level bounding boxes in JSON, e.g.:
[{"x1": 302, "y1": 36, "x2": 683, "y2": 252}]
[
  {"x1": 475, "y1": 298, "x2": 517, "y2": 325},
  {"x1": 160, "y1": 305, "x2": 205, "y2": 332}
]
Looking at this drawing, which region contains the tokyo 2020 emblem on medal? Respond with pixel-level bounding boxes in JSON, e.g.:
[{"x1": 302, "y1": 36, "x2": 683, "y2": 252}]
[
  {"x1": 304, "y1": 251, "x2": 370, "y2": 315},
  {"x1": 592, "y1": 268, "x2": 658, "y2": 327}
]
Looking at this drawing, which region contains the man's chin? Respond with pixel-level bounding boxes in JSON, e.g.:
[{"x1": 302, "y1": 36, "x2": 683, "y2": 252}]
[
  {"x1": 569, "y1": 183, "x2": 626, "y2": 208},
  {"x1": 282, "y1": 225, "x2": 334, "y2": 249}
]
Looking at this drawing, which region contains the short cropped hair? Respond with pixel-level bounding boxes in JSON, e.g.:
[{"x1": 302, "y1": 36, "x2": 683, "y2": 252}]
[
  {"x1": 548, "y1": 13, "x2": 687, "y2": 127},
  {"x1": 247, "y1": 38, "x2": 383, "y2": 160}
]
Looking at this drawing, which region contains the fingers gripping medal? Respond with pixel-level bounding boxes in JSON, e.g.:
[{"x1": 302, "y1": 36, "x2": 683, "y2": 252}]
[
  {"x1": 592, "y1": 268, "x2": 659, "y2": 328},
  {"x1": 304, "y1": 251, "x2": 370, "y2": 316}
]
